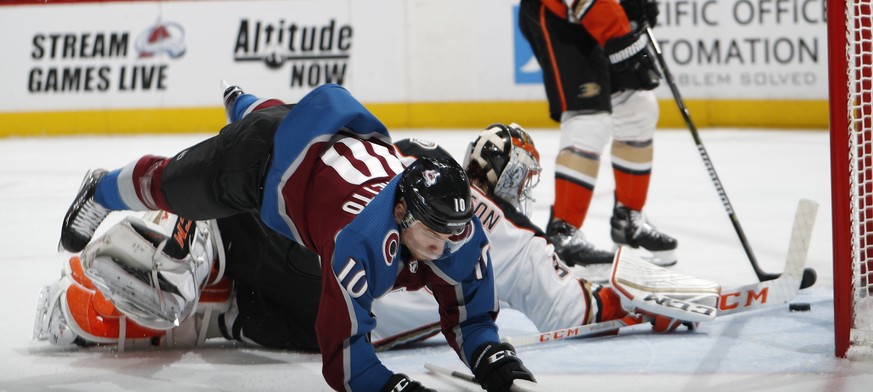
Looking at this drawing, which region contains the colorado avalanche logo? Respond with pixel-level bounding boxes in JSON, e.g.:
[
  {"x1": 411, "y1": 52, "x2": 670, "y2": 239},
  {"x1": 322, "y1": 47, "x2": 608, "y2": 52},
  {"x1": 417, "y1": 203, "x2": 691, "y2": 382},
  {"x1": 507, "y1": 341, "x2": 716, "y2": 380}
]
[
  {"x1": 383, "y1": 230, "x2": 399, "y2": 266},
  {"x1": 423, "y1": 170, "x2": 440, "y2": 187},
  {"x1": 136, "y1": 21, "x2": 186, "y2": 59}
]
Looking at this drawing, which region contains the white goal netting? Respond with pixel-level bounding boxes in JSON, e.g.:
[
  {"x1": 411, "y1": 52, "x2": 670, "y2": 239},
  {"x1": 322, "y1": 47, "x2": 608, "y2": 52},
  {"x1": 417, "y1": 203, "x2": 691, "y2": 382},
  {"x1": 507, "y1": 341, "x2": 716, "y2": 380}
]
[{"x1": 846, "y1": 0, "x2": 873, "y2": 359}]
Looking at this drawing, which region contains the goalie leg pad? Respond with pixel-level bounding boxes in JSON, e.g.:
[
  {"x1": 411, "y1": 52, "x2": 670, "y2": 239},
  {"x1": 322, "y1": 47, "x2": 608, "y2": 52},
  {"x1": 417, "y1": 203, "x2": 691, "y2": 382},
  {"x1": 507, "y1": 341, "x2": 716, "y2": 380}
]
[
  {"x1": 80, "y1": 215, "x2": 215, "y2": 330},
  {"x1": 610, "y1": 246, "x2": 720, "y2": 324},
  {"x1": 34, "y1": 272, "x2": 165, "y2": 346}
]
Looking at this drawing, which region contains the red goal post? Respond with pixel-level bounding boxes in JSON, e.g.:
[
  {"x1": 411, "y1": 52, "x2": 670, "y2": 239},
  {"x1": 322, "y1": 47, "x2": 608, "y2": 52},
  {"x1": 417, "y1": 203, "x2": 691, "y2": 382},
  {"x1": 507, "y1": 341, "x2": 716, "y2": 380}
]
[{"x1": 829, "y1": 0, "x2": 873, "y2": 359}]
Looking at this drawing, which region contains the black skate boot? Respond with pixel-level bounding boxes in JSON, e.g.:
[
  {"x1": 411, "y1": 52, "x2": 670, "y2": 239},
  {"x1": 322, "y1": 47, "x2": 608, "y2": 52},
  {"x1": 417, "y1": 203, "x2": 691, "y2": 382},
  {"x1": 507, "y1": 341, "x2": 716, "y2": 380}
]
[
  {"x1": 59, "y1": 169, "x2": 111, "y2": 253},
  {"x1": 222, "y1": 80, "x2": 244, "y2": 124},
  {"x1": 610, "y1": 204, "x2": 678, "y2": 266},
  {"x1": 546, "y1": 218, "x2": 615, "y2": 267}
]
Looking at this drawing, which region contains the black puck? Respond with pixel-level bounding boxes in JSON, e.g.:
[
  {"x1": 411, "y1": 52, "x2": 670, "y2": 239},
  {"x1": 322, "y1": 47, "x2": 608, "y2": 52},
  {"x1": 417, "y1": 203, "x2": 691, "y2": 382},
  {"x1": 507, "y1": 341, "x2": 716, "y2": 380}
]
[{"x1": 789, "y1": 303, "x2": 811, "y2": 312}]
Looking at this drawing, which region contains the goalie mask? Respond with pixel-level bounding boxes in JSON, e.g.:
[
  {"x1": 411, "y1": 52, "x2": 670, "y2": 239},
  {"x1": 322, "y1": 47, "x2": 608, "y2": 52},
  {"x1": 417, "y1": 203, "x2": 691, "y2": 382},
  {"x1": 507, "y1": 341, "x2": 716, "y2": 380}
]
[
  {"x1": 398, "y1": 157, "x2": 474, "y2": 260},
  {"x1": 463, "y1": 123, "x2": 541, "y2": 215}
]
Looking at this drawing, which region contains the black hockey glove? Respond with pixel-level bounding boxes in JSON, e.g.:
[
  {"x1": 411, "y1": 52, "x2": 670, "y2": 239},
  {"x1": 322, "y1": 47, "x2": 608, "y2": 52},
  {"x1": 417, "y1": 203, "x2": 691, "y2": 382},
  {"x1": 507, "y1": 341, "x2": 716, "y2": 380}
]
[
  {"x1": 471, "y1": 342, "x2": 536, "y2": 392},
  {"x1": 621, "y1": 0, "x2": 659, "y2": 28},
  {"x1": 380, "y1": 373, "x2": 435, "y2": 392},
  {"x1": 605, "y1": 29, "x2": 660, "y2": 91}
]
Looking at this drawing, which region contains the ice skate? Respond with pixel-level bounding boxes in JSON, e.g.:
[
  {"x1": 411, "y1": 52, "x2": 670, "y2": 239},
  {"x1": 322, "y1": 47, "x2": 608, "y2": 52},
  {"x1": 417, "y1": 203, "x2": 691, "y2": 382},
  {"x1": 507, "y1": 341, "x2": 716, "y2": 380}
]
[
  {"x1": 546, "y1": 218, "x2": 614, "y2": 267},
  {"x1": 610, "y1": 204, "x2": 677, "y2": 266},
  {"x1": 59, "y1": 169, "x2": 110, "y2": 253},
  {"x1": 222, "y1": 80, "x2": 244, "y2": 124}
]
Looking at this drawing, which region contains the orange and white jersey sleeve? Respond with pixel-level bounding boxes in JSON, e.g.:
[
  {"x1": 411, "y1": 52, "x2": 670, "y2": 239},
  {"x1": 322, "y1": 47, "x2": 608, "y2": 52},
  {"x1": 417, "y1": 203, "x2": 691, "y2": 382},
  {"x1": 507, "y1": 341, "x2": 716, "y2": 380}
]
[{"x1": 542, "y1": 0, "x2": 632, "y2": 46}]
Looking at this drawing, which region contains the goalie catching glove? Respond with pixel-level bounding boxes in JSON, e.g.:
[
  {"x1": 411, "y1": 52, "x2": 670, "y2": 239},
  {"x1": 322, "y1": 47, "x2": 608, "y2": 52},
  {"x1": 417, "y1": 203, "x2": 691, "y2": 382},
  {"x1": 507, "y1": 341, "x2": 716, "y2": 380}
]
[{"x1": 472, "y1": 342, "x2": 536, "y2": 392}]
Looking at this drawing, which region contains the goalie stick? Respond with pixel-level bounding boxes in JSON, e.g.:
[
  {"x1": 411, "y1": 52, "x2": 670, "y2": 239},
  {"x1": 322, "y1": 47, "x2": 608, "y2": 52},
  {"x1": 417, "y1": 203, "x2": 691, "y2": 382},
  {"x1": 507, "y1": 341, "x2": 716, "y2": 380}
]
[
  {"x1": 643, "y1": 24, "x2": 817, "y2": 289},
  {"x1": 377, "y1": 200, "x2": 818, "y2": 350},
  {"x1": 504, "y1": 199, "x2": 818, "y2": 347},
  {"x1": 424, "y1": 362, "x2": 540, "y2": 392}
]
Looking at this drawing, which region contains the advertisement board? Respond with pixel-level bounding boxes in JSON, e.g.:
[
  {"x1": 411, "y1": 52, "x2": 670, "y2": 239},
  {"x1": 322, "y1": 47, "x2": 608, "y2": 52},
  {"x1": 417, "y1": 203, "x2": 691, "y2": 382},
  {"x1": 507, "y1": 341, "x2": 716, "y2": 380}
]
[{"x1": 0, "y1": 0, "x2": 829, "y2": 136}]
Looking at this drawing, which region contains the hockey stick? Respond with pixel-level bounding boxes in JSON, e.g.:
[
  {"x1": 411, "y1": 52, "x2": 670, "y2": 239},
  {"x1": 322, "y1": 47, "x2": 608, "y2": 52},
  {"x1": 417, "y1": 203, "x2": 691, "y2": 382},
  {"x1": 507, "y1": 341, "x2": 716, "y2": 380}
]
[
  {"x1": 718, "y1": 198, "x2": 817, "y2": 314},
  {"x1": 642, "y1": 25, "x2": 817, "y2": 289},
  {"x1": 502, "y1": 315, "x2": 644, "y2": 348},
  {"x1": 424, "y1": 362, "x2": 540, "y2": 392},
  {"x1": 373, "y1": 322, "x2": 441, "y2": 352},
  {"x1": 505, "y1": 199, "x2": 817, "y2": 347}
]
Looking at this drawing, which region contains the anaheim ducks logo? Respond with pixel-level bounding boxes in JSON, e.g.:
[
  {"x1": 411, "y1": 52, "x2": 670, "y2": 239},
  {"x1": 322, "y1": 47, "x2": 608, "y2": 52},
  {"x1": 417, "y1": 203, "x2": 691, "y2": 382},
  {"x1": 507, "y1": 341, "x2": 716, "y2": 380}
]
[
  {"x1": 383, "y1": 230, "x2": 399, "y2": 266},
  {"x1": 576, "y1": 82, "x2": 601, "y2": 98}
]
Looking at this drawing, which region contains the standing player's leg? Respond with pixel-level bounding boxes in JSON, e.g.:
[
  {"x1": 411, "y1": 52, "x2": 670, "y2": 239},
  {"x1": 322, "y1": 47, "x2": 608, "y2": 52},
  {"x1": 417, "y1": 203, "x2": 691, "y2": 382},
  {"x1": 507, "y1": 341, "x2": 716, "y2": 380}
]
[
  {"x1": 517, "y1": 2, "x2": 613, "y2": 267},
  {"x1": 609, "y1": 89, "x2": 678, "y2": 265}
]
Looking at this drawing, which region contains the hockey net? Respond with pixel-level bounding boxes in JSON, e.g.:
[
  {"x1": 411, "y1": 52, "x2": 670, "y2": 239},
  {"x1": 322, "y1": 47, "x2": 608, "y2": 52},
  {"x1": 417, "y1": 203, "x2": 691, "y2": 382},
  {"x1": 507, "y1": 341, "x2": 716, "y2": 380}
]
[{"x1": 830, "y1": 0, "x2": 873, "y2": 359}]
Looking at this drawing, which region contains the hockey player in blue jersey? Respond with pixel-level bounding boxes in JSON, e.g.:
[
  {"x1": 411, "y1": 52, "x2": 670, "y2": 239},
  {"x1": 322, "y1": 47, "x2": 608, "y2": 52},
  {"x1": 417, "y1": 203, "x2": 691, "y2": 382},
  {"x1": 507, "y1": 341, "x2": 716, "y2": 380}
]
[{"x1": 56, "y1": 83, "x2": 536, "y2": 392}]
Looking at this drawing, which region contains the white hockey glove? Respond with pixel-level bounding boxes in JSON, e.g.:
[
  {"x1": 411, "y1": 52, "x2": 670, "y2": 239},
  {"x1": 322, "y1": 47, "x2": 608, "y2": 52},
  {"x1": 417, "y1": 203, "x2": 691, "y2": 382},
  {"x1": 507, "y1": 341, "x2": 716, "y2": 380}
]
[
  {"x1": 610, "y1": 246, "x2": 720, "y2": 332},
  {"x1": 79, "y1": 213, "x2": 217, "y2": 330}
]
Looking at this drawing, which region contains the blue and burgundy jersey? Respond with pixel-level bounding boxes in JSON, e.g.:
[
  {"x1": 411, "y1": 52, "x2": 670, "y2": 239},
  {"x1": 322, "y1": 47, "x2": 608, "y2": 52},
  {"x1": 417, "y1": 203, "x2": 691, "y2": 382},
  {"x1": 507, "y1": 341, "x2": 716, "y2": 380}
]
[{"x1": 259, "y1": 84, "x2": 501, "y2": 391}]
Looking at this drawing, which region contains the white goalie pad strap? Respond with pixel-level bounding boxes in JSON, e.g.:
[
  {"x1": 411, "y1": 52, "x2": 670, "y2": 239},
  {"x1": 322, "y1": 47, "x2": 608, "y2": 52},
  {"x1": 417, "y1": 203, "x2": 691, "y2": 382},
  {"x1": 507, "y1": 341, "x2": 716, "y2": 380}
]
[
  {"x1": 80, "y1": 215, "x2": 214, "y2": 330},
  {"x1": 205, "y1": 219, "x2": 226, "y2": 285},
  {"x1": 33, "y1": 276, "x2": 75, "y2": 344},
  {"x1": 610, "y1": 246, "x2": 721, "y2": 323}
]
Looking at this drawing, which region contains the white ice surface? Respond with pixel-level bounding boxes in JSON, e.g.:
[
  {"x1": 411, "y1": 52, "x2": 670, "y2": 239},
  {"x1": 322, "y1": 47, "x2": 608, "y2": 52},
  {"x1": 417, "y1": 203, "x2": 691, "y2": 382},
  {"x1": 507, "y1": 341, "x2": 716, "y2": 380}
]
[{"x1": 2, "y1": 128, "x2": 872, "y2": 391}]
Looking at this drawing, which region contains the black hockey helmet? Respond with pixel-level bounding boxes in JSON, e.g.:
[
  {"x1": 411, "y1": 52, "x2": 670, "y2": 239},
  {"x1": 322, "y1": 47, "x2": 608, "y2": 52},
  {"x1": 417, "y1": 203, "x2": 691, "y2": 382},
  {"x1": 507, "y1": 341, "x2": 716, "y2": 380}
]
[
  {"x1": 463, "y1": 123, "x2": 541, "y2": 214},
  {"x1": 397, "y1": 156, "x2": 473, "y2": 235}
]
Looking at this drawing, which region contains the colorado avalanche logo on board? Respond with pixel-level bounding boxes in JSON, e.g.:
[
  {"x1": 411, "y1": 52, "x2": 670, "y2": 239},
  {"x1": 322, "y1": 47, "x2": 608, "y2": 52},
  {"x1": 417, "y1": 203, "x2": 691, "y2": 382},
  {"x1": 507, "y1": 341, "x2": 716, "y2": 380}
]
[
  {"x1": 137, "y1": 21, "x2": 186, "y2": 59},
  {"x1": 383, "y1": 230, "x2": 399, "y2": 266},
  {"x1": 423, "y1": 170, "x2": 440, "y2": 187}
]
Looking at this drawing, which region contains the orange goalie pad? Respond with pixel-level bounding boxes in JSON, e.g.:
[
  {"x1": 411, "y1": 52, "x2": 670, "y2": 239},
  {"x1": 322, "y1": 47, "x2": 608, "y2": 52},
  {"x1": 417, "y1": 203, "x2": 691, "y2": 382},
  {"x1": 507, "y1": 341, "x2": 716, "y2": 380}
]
[
  {"x1": 68, "y1": 256, "x2": 94, "y2": 290},
  {"x1": 64, "y1": 281, "x2": 165, "y2": 341},
  {"x1": 62, "y1": 256, "x2": 234, "y2": 343}
]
